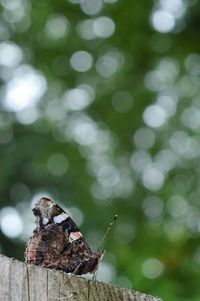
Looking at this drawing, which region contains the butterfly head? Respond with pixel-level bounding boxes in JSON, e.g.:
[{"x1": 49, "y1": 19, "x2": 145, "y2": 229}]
[{"x1": 33, "y1": 197, "x2": 62, "y2": 226}]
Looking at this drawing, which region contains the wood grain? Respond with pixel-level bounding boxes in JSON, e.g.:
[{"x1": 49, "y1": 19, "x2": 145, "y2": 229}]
[{"x1": 0, "y1": 254, "x2": 163, "y2": 301}]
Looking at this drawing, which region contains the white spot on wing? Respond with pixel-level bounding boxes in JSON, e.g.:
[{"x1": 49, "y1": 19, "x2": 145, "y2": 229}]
[
  {"x1": 43, "y1": 217, "x2": 49, "y2": 225},
  {"x1": 53, "y1": 212, "x2": 68, "y2": 224},
  {"x1": 69, "y1": 231, "x2": 82, "y2": 243}
]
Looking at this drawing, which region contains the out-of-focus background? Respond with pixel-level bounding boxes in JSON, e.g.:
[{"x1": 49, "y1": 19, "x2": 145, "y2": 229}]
[{"x1": 0, "y1": 0, "x2": 200, "y2": 300}]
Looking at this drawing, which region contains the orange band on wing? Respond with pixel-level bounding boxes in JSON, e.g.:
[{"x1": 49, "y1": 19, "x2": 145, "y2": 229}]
[{"x1": 69, "y1": 231, "x2": 82, "y2": 242}]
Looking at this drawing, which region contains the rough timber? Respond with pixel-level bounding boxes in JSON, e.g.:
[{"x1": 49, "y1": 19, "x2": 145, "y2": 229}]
[{"x1": 0, "y1": 254, "x2": 163, "y2": 301}]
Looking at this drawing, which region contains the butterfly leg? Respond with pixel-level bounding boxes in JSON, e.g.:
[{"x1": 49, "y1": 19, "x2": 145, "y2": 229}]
[
  {"x1": 92, "y1": 249, "x2": 106, "y2": 282},
  {"x1": 65, "y1": 262, "x2": 82, "y2": 284}
]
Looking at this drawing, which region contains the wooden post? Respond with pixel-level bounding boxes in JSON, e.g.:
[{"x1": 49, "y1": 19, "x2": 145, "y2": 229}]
[{"x1": 0, "y1": 254, "x2": 163, "y2": 301}]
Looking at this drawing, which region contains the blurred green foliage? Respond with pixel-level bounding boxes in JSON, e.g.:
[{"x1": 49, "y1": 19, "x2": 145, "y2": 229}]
[{"x1": 0, "y1": 0, "x2": 200, "y2": 300}]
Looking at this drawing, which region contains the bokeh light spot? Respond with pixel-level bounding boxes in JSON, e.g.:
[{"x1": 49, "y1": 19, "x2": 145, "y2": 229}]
[
  {"x1": 143, "y1": 105, "x2": 167, "y2": 128},
  {"x1": 46, "y1": 100, "x2": 67, "y2": 122},
  {"x1": 181, "y1": 106, "x2": 200, "y2": 130},
  {"x1": 4, "y1": 65, "x2": 47, "y2": 112},
  {"x1": 45, "y1": 14, "x2": 69, "y2": 40},
  {"x1": 96, "y1": 262, "x2": 116, "y2": 282},
  {"x1": 47, "y1": 154, "x2": 69, "y2": 176},
  {"x1": 80, "y1": 0, "x2": 103, "y2": 16},
  {"x1": 142, "y1": 164, "x2": 164, "y2": 191},
  {"x1": 143, "y1": 195, "x2": 164, "y2": 219},
  {"x1": 77, "y1": 19, "x2": 96, "y2": 40},
  {"x1": 0, "y1": 41, "x2": 23, "y2": 68},
  {"x1": 130, "y1": 151, "x2": 151, "y2": 175},
  {"x1": 169, "y1": 131, "x2": 190, "y2": 155},
  {"x1": 142, "y1": 258, "x2": 164, "y2": 279},
  {"x1": 63, "y1": 87, "x2": 93, "y2": 111},
  {"x1": 96, "y1": 54, "x2": 118, "y2": 77},
  {"x1": 97, "y1": 164, "x2": 119, "y2": 187},
  {"x1": 15, "y1": 106, "x2": 39, "y2": 124},
  {"x1": 151, "y1": 10, "x2": 175, "y2": 33},
  {"x1": 1, "y1": 0, "x2": 21, "y2": 10},
  {"x1": 70, "y1": 50, "x2": 93, "y2": 72},
  {"x1": 185, "y1": 53, "x2": 200, "y2": 76},
  {"x1": 134, "y1": 128, "x2": 155, "y2": 149},
  {"x1": 0, "y1": 207, "x2": 23, "y2": 238},
  {"x1": 167, "y1": 195, "x2": 189, "y2": 218},
  {"x1": 155, "y1": 149, "x2": 178, "y2": 173},
  {"x1": 93, "y1": 16, "x2": 115, "y2": 38},
  {"x1": 160, "y1": 0, "x2": 186, "y2": 19},
  {"x1": 112, "y1": 91, "x2": 133, "y2": 112}
]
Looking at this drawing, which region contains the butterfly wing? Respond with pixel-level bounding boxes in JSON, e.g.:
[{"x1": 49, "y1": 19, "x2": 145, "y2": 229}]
[{"x1": 25, "y1": 197, "x2": 101, "y2": 274}]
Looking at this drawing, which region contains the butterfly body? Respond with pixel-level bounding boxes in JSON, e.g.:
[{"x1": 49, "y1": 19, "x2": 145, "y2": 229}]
[{"x1": 25, "y1": 197, "x2": 101, "y2": 275}]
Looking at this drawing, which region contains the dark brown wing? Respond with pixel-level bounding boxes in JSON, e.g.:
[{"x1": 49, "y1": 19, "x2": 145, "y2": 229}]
[{"x1": 25, "y1": 222, "x2": 101, "y2": 274}]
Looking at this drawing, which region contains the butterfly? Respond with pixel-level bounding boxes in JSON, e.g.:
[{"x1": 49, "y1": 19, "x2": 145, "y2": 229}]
[{"x1": 25, "y1": 197, "x2": 108, "y2": 275}]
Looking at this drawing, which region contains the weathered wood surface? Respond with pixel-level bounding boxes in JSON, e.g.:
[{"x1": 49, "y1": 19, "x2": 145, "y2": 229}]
[{"x1": 0, "y1": 254, "x2": 163, "y2": 301}]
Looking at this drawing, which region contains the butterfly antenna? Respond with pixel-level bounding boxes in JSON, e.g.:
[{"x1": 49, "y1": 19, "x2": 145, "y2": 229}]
[{"x1": 97, "y1": 214, "x2": 118, "y2": 252}]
